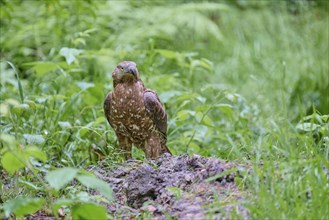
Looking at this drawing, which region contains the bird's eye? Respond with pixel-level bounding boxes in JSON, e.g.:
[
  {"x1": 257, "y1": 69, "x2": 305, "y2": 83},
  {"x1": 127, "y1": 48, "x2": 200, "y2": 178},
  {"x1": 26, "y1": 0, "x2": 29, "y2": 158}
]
[{"x1": 117, "y1": 66, "x2": 124, "y2": 71}]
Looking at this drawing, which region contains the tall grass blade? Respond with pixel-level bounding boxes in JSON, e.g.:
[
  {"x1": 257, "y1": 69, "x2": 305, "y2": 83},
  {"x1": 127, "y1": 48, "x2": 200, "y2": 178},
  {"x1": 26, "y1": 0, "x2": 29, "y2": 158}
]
[{"x1": 5, "y1": 61, "x2": 24, "y2": 103}]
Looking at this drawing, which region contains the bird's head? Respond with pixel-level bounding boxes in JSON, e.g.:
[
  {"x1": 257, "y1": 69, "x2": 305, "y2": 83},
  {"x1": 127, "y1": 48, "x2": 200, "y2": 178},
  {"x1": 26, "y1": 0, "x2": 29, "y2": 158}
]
[{"x1": 112, "y1": 61, "x2": 140, "y2": 84}]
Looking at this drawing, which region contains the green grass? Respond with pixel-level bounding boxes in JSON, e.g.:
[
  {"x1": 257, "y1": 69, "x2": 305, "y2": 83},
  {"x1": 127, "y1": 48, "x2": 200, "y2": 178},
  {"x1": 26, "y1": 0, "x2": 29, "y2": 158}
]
[{"x1": 0, "y1": 0, "x2": 328, "y2": 219}]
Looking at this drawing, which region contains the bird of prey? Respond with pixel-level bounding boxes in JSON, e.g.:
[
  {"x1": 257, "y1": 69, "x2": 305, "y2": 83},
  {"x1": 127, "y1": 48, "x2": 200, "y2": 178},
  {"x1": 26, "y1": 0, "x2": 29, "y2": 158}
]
[{"x1": 104, "y1": 61, "x2": 171, "y2": 159}]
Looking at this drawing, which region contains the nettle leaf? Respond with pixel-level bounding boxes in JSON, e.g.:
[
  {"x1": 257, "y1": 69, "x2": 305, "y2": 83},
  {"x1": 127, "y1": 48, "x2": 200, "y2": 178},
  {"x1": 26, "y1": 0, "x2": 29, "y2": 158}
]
[
  {"x1": 19, "y1": 180, "x2": 40, "y2": 190},
  {"x1": 159, "y1": 90, "x2": 182, "y2": 103},
  {"x1": 1, "y1": 151, "x2": 25, "y2": 175},
  {"x1": 215, "y1": 104, "x2": 234, "y2": 119},
  {"x1": 0, "y1": 102, "x2": 9, "y2": 116},
  {"x1": 46, "y1": 167, "x2": 79, "y2": 191},
  {"x1": 320, "y1": 114, "x2": 328, "y2": 122},
  {"x1": 202, "y1": 115, "x2": 214, "y2": 127},
  {"x1": 25, "y1": 100, "x2": 36, "y2": 111},
  {"x1": 23, "y1": 61, "x2": 68, "y2": 76},
  {"x1": 187, "y1": 142, "x2": 201, "y2": 154},
  {"x1": 76, "y1": 81, "x2": 95, "y2": 90},
  {"x1": 58, "y1": 121, "x2": 72, "y2": 128},
  {"x1": 72, "y1": 203, "x2": 107, "y2": 220},
  {"x1": 3, "y1": 197, "x2": 45, "y2": 218},
  {"x1": 0, "y1": 133, "x2": 17, "y2": 148},
  {"x1": 78, "y1": 127, "x2": 89, "y2": 138},
  {"x1": 11, "y1": 103, "x2": 30, "y2": 116},
  {"x1": 177, "y1": 110, "x2": 192, "y2": 121},
  {"x1": 296, "y1": 123, "x2": 320, "y2": 132},
  {"x1": 191, "y1": 58, "x2": 213, "y2": 72},
  {"x1": 47, "y1": 94, "x2": 67, "y2": 102},
  {"x1": 154, "y1": 49, "x2": 180, "y2": 59},
  {"x1": 76, "y1": 174, "x2": 113, "y2": 200},
  {"x1": 32, "y1": 62, "x2": 58, "y2": 76},
  {"x1": 25, "y1": 146, "x2": 47, "y2": 162},
  {"x1": 52, "y1": 198, "x2": 75, "y2": 212},
  {"x1": 93, "y1": 117, "x2": 106, "y2": 126},
  {"x1": 59, "y1": 47, "x2": 83, "y2": 65},
  {"x1": 23, "y1": 134, "x2": 45, "y2": 145},
  {"x1": 75, "y1": 191, "x2": 92, "y2": 203}
]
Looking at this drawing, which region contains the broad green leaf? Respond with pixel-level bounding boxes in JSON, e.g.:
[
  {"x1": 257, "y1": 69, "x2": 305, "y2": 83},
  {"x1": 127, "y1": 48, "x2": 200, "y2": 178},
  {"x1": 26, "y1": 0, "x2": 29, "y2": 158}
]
[
  {"x1": 23, "y1": 62, "x2": 60, "y2": 76},
  {"x1": 0, "y1": 103, "x2": 9, "y2": 116},
  {"x1": 225, "y1": 92, "x2": 241, "y2": 103},
  {"x1": 76, "y1": 81, "x2": 94, "y2": 90},
  {"x1": 177, "y1": 110, "x2": 190, "y2": 121},
  {"x1": 187, "y1": 142, "x2": 201, "y2": 154},
  {"x1": 59, "y1": 47, "x2": 83, "y2": 65},
  {"x1": 11, "y1": 104, "x2": 30, "y2": 116},
  {"x1": 202, "y1": 115, "x2": 214, "y2": 127},
  {"x1": 58, "y1": 121, "x2": 72, "y2": 128},
  {"x1": 181, "y1": 2, "x2": 229, "y2": 11},
  {"x1": 4, "y1": 98, "x2": 21, "y2": 106},
  {"x1": 195, "y1": 104, "x2": 210, "y2": 112},
  {"x1": 154, "y1": 49, "x2": 178, "y2": 59},
  {"x1": 78, "y1": 127, "x2": 89, "y2": 137},
  {"x1": 33, "y1": 62, "x2": 58, "y2": 75},
  {"x1": 19, "y1": 180, "x2": 40, "y2": 190},
  {"x1": 159, "y1": 90, "x2": 182, "y2": 103},
  {"x1": 296, "y1": 123, "x2": 320, "y2": 132},
  {"x1": 176, "y1": 93, "x2": 199, "y2": 102},
  {"x1": 93, "y1": 117, "x2": 106, "y2": 126},
  {"x1": 199, "y1": 58, "x2": 213, "y2": 71},
  {"x1": 73, "y1": 37, "x2": 86, "y2": 46},
  {"x1": 3, "y1": 197, "x2": 45, "y2": 218},
  {"x1": 25, "y1": 146, "x2": 47, "y2": 162},
  {"x1": 48, "y1": 94, "x2": 67, "y2": 101},
  {"x1": 76, "y1": 174, "x2": 113, "y2": 200},
  {"x1": 320, "y1": 114, "x2": 328, "y2": 122},
  {"x1": 46, "y1": 167, "x2": 79, "y2": 191},
  {"x1": 23, "y1": 134, "x2": 45, "y2": 145},
  {"x1": 196, "y1": 96, "x2": 207, "y2": 104},
  {"x1": 25, "y1": 100, "x2": 36, "y2": 110},
  {"x1": 84, "y1": 28, "x2": 98, "y2": 34},
  {"x1": 52, "y1": 198, "x2": 75, "y2": 212},
  {"x1": 75, "y1": 192, "x2": 92, "y2": 203},
  {"x1": 195, "y1": 111, "x2": 203, "y2": 123},
  {"x1": 1, "y1": 152, "x2": 25, "y2": 174},
  {"x1": 0, "y1": 133, "x2": 17, "y2": 147},
  {"x1": 216, "y1": 104, "x2": 234, "y2": 119},
  {"x1": 72, "y1": 203, "x2": 107, "y2": 220},
  {"x1": 191, "y1": 58, "x2": 213, "y2": 72}
]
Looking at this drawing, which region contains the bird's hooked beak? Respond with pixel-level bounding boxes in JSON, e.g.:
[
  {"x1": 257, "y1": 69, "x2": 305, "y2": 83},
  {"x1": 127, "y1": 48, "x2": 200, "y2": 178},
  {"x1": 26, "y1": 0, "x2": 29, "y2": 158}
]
[{"x1": 124, "y1": 64, "x2": 137, "y2": 76}]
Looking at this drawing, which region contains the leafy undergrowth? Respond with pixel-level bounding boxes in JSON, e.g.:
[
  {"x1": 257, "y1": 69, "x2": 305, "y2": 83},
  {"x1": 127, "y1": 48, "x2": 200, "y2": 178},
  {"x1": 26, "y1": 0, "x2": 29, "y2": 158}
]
[{"x1": 1, "y1": 0, "x2": 329, "y2": 219}]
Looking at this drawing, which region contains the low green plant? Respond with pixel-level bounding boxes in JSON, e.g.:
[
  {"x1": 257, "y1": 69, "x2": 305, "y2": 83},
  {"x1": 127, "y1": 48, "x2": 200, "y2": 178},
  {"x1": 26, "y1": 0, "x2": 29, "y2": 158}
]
[
  {"x1": 0, "y1": 134, "x2": 113, "y2": 219},
  {"x1": 0, "y1": 0, "x2": 328, "y2": 219}
]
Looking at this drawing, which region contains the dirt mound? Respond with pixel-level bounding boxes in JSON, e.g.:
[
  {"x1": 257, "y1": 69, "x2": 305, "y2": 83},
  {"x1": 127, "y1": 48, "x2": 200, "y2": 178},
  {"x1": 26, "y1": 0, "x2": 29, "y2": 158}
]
[{"x1": 91, "y1": 153, "x2": 249, "y2": 219}]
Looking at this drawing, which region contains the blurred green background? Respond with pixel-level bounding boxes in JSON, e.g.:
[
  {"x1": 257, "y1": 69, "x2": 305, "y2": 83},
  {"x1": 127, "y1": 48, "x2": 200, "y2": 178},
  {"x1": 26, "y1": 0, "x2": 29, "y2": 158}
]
[{"x1": 1, "y1": 0, "x2": 328, "y2": 219}]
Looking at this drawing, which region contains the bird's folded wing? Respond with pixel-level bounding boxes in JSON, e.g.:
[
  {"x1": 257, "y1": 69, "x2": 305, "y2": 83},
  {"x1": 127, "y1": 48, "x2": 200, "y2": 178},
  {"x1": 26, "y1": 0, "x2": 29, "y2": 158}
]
[
  {"x1": 143, "y1": 90, "x2": 167, "y2": 136},
  {"x1": 104, "y1": 92, "x2": 113, "y2": 126}
]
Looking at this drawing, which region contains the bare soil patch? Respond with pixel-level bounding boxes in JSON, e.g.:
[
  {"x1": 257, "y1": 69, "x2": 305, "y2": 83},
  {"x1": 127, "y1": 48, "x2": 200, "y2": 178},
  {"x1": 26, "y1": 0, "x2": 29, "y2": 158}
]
[{"x1": 91, "y1": 153, "x2": 249, "y2": 219}]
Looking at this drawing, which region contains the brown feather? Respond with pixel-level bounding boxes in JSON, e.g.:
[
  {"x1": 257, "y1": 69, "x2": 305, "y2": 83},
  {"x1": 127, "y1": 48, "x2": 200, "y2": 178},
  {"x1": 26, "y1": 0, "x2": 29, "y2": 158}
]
[{"x1": 104, "y1": 61, "x2": 171, "y2": 159}]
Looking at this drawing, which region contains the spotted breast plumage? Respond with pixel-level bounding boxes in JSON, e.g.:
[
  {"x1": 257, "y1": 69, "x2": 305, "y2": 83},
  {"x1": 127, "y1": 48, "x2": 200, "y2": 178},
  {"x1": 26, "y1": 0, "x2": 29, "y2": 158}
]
[{"x1": 104, "y1": 61, "x2": 171, "y2": 159}]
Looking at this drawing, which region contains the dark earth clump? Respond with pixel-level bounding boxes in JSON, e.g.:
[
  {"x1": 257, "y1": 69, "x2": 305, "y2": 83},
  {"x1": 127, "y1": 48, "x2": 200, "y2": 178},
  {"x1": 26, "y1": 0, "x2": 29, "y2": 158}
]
[{"x1": 90, "y1": 153, "x2": 249, "y2": 219}]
